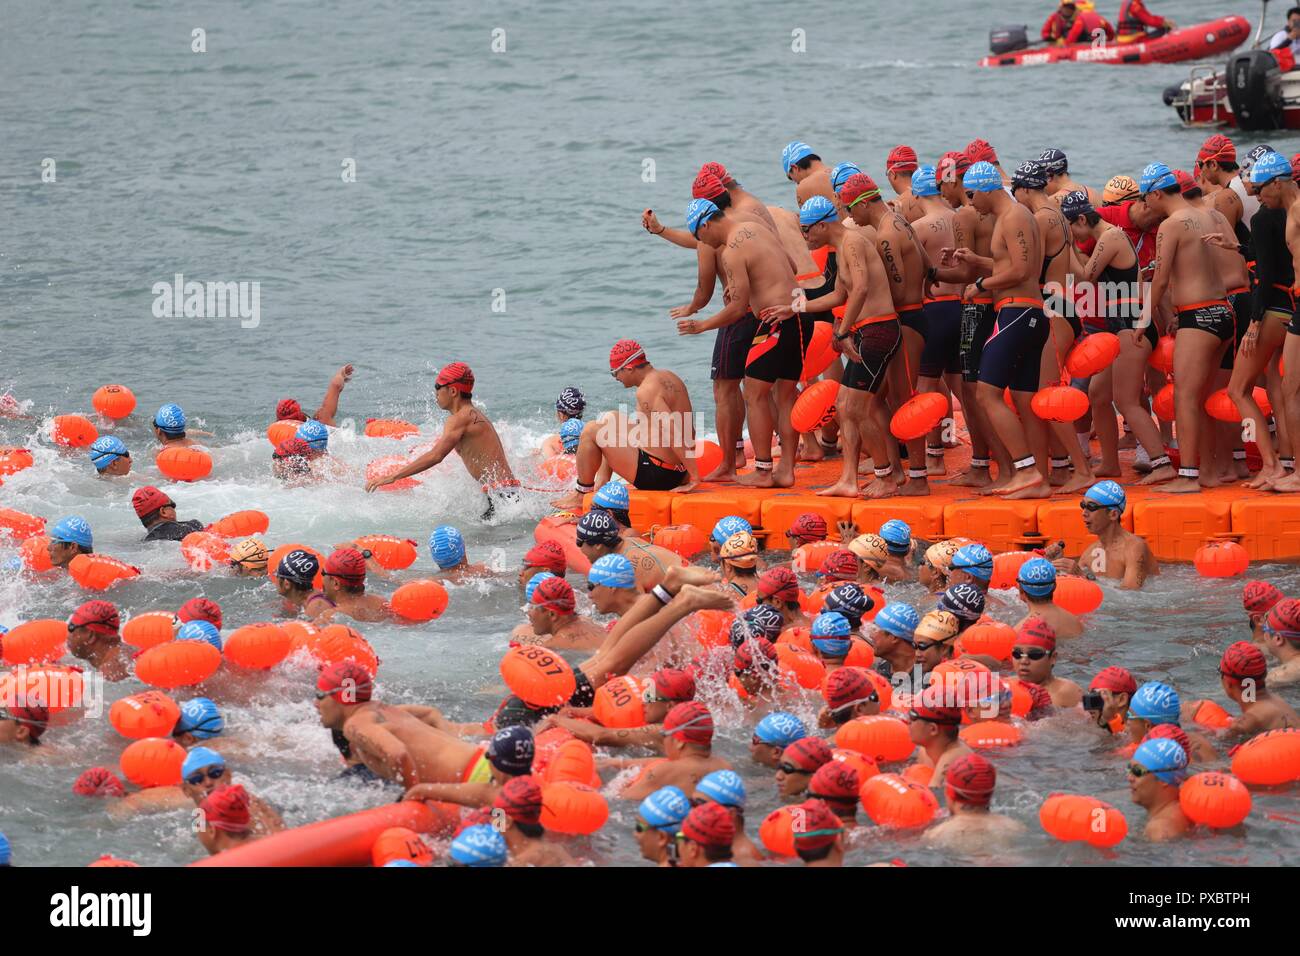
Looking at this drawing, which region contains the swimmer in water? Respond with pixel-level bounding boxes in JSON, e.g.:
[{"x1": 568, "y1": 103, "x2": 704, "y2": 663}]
[
  {"x1": 195, "y1": 784, "x2": 263, "y2": 856},
  {"x1": 731, "y1": 638, "x2": 782, "y2": 704},
  {"x1": 132, "y1": 486, "x2": 205, "y2": 542},
  {"x1": 271, "y1": 437, "x2": 319, "y2": 483},
  {"x1": 754, "y1": 567, "x2": 809, "y2": 631},
  {"x1": 948, "y1": 543, "x2": 997, "y2": 607},
  {"x1": 574, "y1": 508, "x2": 683, "y2": 593},
  {"x1": 818, "y1": 666, "x2": 881, "y2": 730},
  {"x1": 427, "y1": 525, "x2": 489, "y2": 583},
  {"x1": 365, "y1": 362, "x2": 521, "y2": 521},
  {"x1": 178, "y1": 747, "x2": 283, "y2": 835},
  {"x1": 171, "y1": 696, "x2": 224, "y2": 747},
  {"x1": 1215, "y1": 642, "x2": 1300, "y2": 735},
  {"x1": 775, "y1": 736, "x2": 833, "y2": 799},
  {"x1": 1086, "y1": 665, "x2": 1138, "y2": 735},
  {"x1": 274, "y1": 549, "x2": 328, "y2": 617},
  {"x1": 634, "y1": 786, "x2": 691, "y2": 866},
  {"x1": 521, "y1": 576, "x2": 606, "y2": 652},
  {"x1": 690, "y1": 771, "x2": 764, "y2": 865},
  {"x1": 1011, "y1": 617, "x2": 1081, "y2": 707},
  {"x1": 401, "y1": 726, "x2": 537, "y2": 808},
  {"x1": 673, "y1": 802, "x2": 738, "y2": 868},
  {"x1": 274, "y1": 364, "x2": 353, "y2": 427},
  {"x1": 1013, "y1": 557, "x2": 1082, "y2": 639},
  {"x1": 66, "y1": 600, "x2": 132, "y2": 682},
  {"x1": 1260, "y1": 598, "x2": 1300, "y2": 686},
  {"x1": 718, "y1": 531, "x2": 760, "y2": 597},
  {"x1": 1127, "y1": 682, "x2": 1218, "y2": 763},
  {"x1": 544, "y1": 669, "x2": 695, "y2": 750},
  {"x1": 791, "y1": 798, "x2": 845, "y2": 867},
  {"x1": 619, "y1": 702, "x2": 733, "y2": 802},
  {"x1": 1049, "y1": 481, "x2": 1159, "y2": 589},
  {"x1": 749, "y1": 712, "x2": 808, "y2": 768},
  {"x1": 922, "y1": 754, "x2": 1025, "y2": 851},
  {"x1": 519, "y1": 542, "x2": 566, "y2": 595},
  {"x1": 865, "y1": 603, "x2": 920, "y2": 679},
  {"x1": 45, "y1": 515, "x2": 94, "y2": 569},
  {"x1": 178, "y1": 597, "x2": 222, "y2": 630},
  {"x1": 908, "y1": 686, "x2": 972, "y2": 785},
  {"x1": 76, "y1": 766, "x2": 192, "y2": 818},
  {"x1": 585, "y1": 554, "x2": 643, "y2": 619},
  {"x1": 809, "y1": 611, "x2": 855, "y2": 674},
  {"x1": 88, "y1": 436, "x2": 131, "y2": 476},
  {"x1": 1243, "y1": 581, "x2": 1284, "y2": 646},
  {"x1": 912, "y1": 610, "x2": 962, "y2": 680},
  {"x1": 0, "y1": 699, "x2": 48, "y2": 748},
  {"x1": 877, "y1": 519, "x2": 916, "y2": 581},
  {"x1": 492, "y1": 776, "x2": 577, "y2": 867},
  {"x1": 227, "y1": 537, "x2": 269, "y2": 577},
  {"x1": 1127, "y1": 738, "x2": 1193, "y2": 842},
  {"x1": 540, "y1": 386, "x2": 587, "y2": 459},
  {"x1": 152, "y1": 402, "x2": 202, "y2": 448},
  {"x1": 316, "y1": 548, "x2": 393, "y2": 623},
  {"x1": 808, "y1": 762, "x2": 862, "y2": 830},
  {"x1": 786, "y1": 513, "x2": 828, "y2": 551}
]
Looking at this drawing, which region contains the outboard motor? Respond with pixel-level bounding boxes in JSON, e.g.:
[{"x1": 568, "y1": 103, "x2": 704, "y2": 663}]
[
  {"x1": 1226, "y1": 50, "x2": 1284, "y2": 130},
  {"x1": 989, "y1": 25, "x2": 1029, "y2": 55}
]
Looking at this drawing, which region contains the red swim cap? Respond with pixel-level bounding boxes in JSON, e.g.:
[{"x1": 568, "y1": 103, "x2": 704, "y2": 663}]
[
  {"x1": 523, "y1": 541, "x2": 567, "y2": 576},
  {"x1": 911, "y1": 684, "x2": 962, "y2": 725},
  {"x1": 1197, "y1": 133, "x2": 1236, "y2": 165},
  {"x1": 276, "y1": 399, "x2": 307, "y2": 422},
  {"x1": 781, "y1": 735, "x2": 834, "y2": 773},
  {"x1": 809, "y1": 761, "x2": 860, "y2": 804},
  {"x1": 818, "y1": 549, "x2": 860, "y2": 582},
  {"x1": 1173, "y1": 169, "x2": 1199, "y2": 196},
  {"x1": 609, "y1": 339, "x2": 647, "y2": 372},
  {"x1": 662, "y1": 701, "x2": 714, "y2": 746},
  {"x1": 69, "y1": 600, "x2": 120, "y2": 635},
  {"x1": 650, "y1": 668, "x2": 696, "y2": 702},
  {"x1": 1143, "y1": 723, "x2": 1191, "y2": 756},
  {"x1": 700, "y1": 161, "x2": 732, "y2": 186},
  {"x1": 823, "y1": 666, "x2": 876, "y2": 712},
  {"x1": 530, "y1": 576, "x2": 576, "y2": 615},
  {"x1": 324, "y1": 547, "x2": 367, "y2": 586},
  {"x1": 177, "y1": 597, "x2": 222, "y2": 630},
  {"x1": 132, "y1": 486, "x2": 173, "y2": 518},
  {"x1": 838, "y1": 172, "x2": 881, "y2": 209},
  {"x1": 316, "y1": 661, "x2": 375, "y2": 703},
  {"x1": 274, "y1": 437, "x2": 316, "y2": 460},
  {"x1": 6, "y1": 697, "x2": 49, "y2": 740},
  {"x1": 692, "y1": 172, "x2": 727, "y2": 200},
  {"x1": 937, "y1": 150, "x2": 972, "y2": 185},
  {"x1": 945, "y1": 753, "x2": 996, "y2": 805},
  {"x1": 965, "y1": 139, "x2": 999, "y2": 164},
  {"x1": 886, "y1": 145, "x2": 918, "y2": 173},
  {"x1": 494, "y1": 775, "x2": 544, "y2": 825},
  {"x1": 681, "y1": 801, "x2": 735, "y2": 848},
  {"x1": 792, "y1": 798, "x2": 842, "y2": 851},
  {"x1": 1267, "y1": 598, "x2": 1300, "y2": 639},
  {"x1": 1220, "y1": 640, "x2": 1267, "y2": 680},
  {"x1": 1243, "y1": 581, "x2": 1284, "y2": 616},
  {"x1": 1090, "y1": 665, "x2": 1137, "y2": 696},
  {"x1": 733, "y1": 637, "x2": 777, "y2": 673},
  {"x1": 201, "y1": 784, "x2": 251, "y2": 833},
  {"x1": 436, "y1": 362, "x2": 475, "y2": 394},
  {"x1": 1016, "y1": 616, "x2": 1056, "y2": 651},
  {"x1": 789, "y1": 513, "x2": 828, "y2": 541},
  {"x1": 73, "y1": 767, "x2": 126, "y2": 798},
  {"x1": 757, "y1": 566, "x2": 801, "y2": 603}
]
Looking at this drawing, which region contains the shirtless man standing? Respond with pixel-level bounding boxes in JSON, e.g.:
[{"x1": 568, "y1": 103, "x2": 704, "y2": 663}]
[
  {"x1": 678, "y1": 198, "x2": 809, "y2": 488},
  {"x1": 1049, "y1": 480, "x2": 1158, "y2": 589},
  {"x1": 1139, "y1": 162, "x2": 1233, "y2": 492},
  {"x1": 365, "y1": 362, "x2": 520, "y2": 517}
]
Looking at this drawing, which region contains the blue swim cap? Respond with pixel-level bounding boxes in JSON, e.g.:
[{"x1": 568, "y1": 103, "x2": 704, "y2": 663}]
[
  {"x1": 178, "y1": 619, "x2": 221, "y2": 650},
  {"x1": 812, "y1": 636, "x2": 853, "y2": 658},
  {"x1": 1250, "y1": 150, "x2": 1292, "y2": 186},
  {"x1": 874, "y1": 602, "x2": 920, "y2": 644},
  {"x1": 49, "y1": 516, "x2": 93, "y2": 549},
  {"x1": 89, "y1": 435, "x2": 129, "y2": 472},
  {"x1": 0, "y1": 830, "x2": 9, "y2": 866},
  {"x1": 638, "y1": 785, "x2": 691, "y2": 831},
  {"x1": 449, "y1": 824, "x2": 507, "y2": 867},
  {"x1": 740, "y1": 604, "x2": 784, "y2": 640},
  {"x1": 383, "y1": 859, "x2": 421, "y2": 867},
  {"x1": 711, "y1": 515, "x2": 752, "y2": 545},
  {"x1": 830, "y1": 162, "x2": 862, "y2": 192},
  {"x1": 1132, "y1": 738, "x2": 1189, "y2": 785},
  {"x1": 939, "y1": 582, "x2": 985, "y2": 622},
  {"x1": 1130, "y1": 681, "x2": 1181, "y2": 725},
  {"x1": 1017, "y1": 557, "x2": 1057, "y2": 597},
  {"x1": 0, "y1": 624, "x2": 7, "y2": 635},
  {"x1": 799, "y1": 196, "x2": 837, "y2": 228},
  {"x1": 1084, "y1": 479, "x2": 1127, "y2": 512},
  {"x1": 592, "y1": 481, "x2": 630, "y2": 512},
  {"x1": 952, "y1": 543, "x2": 994, "y2": 582},
  {"x1": 1139, "y1": 162, "x2": 1177, "y2": 196},
  {"x1": 753, "y1": 712, "x2": 807, "y2": 748},
  {"x1": 824, "y1": 583, "x2": 873, "y2": 626},
  {"x1": 559, "y1": 418, "x2": 583, "y2": 454},
  {"x1": 153, "y1": 403, "x2": 186, "y2": 435},
  {"x1": 911, "y1": 165, "x2": 940, "y2": 198},
  {"x1": 782, "y1": 140, "x2": 815, "y2": 174},
  {"x1": 295, "y1": 419, "x2": 328, "y2": 451},
  {"x1": 879, "y1": 519, "x2": 912, "y2": 554},
  {"x1": 175, "y1": 697, "x2": 224, "y2": 740},
  {"x1": 696, "y1": 769, "x2": 747, "y2": 808},
  {"x1": 181, "y1": 746, "x2": 225, "y2": 780},
  {"x1": 556, "y1": 385, "x2": 586, "y2": 417},
  {"x1": 811, "y1": 611, "x2": 852, "y2": 639},
  {"x1": 524, "y1": 571, "x2": 556, "y2": 603},
  {"x1": 686, "y1": 198, "x2": 720, "y2": 237},
  {"x1": 963, "y1": 161, "x2": 1002, "y2": 193},
  {"x1": 588, "y1": 553, "x2": 636, "y2": 590},
  {"x1": 428, "y1": 525, "x2": 466, "y2": 570}
]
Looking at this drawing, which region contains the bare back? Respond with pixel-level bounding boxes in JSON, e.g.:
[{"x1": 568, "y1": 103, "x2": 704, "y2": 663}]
[
  {"x1": 719, "y1": 220, "x2": 800, "y2": 316},
  {"x1": 914, "y1": 204, "x2": 961, "y2": 296},
  {"x1": 1156, "y1": 206, "x2": 1227, "y2": 307},
  {"x1": 875, "y1": 209, "x2": 926, "y2": 309},
  {"x1": 449, "y1": 403, "x2": 515, "y2": 485},
  {"x1": 344, "y1": 704, "x2": 479, "y2": 784}
]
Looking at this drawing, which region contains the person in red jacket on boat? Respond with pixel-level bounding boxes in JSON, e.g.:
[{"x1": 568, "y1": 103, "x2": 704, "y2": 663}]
[
  {"x1": 1116, "y1": 0, "x2": 1174, "y2": 44},
  {"x1": 1065, "y1": 6, "x2": 1116, "y2": 44},
  {"x1": 1041, "y1": 1, "x2": 1081, "y2": 43}
]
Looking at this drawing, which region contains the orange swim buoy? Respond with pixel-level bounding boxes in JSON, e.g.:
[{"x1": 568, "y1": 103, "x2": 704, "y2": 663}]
[
  {"x1": 533, "y1": 513, "x2": 590, "y2": 574},
  {"x1": 389, "y1": 579, "x2": 449, "y2": 622},
  {"x1": 266, "y1": 543, "x2": 324, "y2": 589},
  {"x1": 1230, "y1": 728, "x2": 1300, "y2": 786},
  {"x1": 928, "y1": 657, "x2": 990, "y2": 697},
  {"x1": 800, "y1": 322, "x2": 838, "y2": 382},
  {"x1": 109, "y1": 691, "x2": 181, "y2": 740},
  {"x1": 791, "y1": 539, "x2": 840, "y2": 574},
  {"x1": 1191, "y1": 699, "x2": 1233, "y2": 730},
  {"x1": 364, "y1": 419, "x2": 419, "y2": 439},
  {"x1": 543, "y1": 739, "x2": 602, "y2": 789},
  {"x1": 890, "y1": 391, "x2": 949, "y2": 441},
  {"x1": 1031, "y1": 385, "x2": 1089, "y2": 423},
  {"x1": 959, "y1": 720, "x2": 1024, "y2": 749},
  {"x1": 68, "y1": 554, "x2": 140, "y2": 591},
  {"x1": 91, "y1": 385, "x2": 136, "y2": 420},
  {"x1": 354, "y1": 534, "x2": 418, "y2": 570},
  {"x1": 0, "y1": 449, "x2": 35, "y2": 480},
  {"x1": 20, "y1": 536, "x2": 53, "y2": 572},
  {"x1": 1005, "y1": 678, "x2": 1034, "y2": 718},
  {"x1": 135, "y1": 640, "x2": 223, "y2": 689},
  {"x1": 539, "y1": 455, "x2": 576, "y2": 483},
  {"x1": 371, "y1": 826, "x2": 433, "y2": 866},
  {"x1": 775, "y1": 644, "x2": 826, "y2": 690},
  {"x1": 687, "y1": 608, "x2": 733, "y2": 649},
  {"x1": 989, "y1": 550, "x2": 1034, "y2": 590},
  {"x1": 1, "y1": 619, "x2": 67, "y2": 665},
  {"x1": 955, "y1": 621, "x2": 1017, "y2": 661},
  {"x1": 266, "y1": 420, "x2": 300, "y2": 447},
  {"x1": 1204, "y1": 388, "x2": 1242, "y2": 423},
  {"x1": 1053, "y1": 575, "x2": 1103, "y2": 614},
  {"x1": 1152, "y1": 383, "x2": 1176, "y2": 422},
  {"x1": 834, "y1": 715, "x2": 914, "y2": 763},
  {"x1": 692, "y1": 440, "x2": 723, "y2": 478},
  {"x1": 304, "y1": 625, "x2": 380, "y2": 673},
  {"x1": 829, "y1": 748, "x2": 880, "y2": 783},
  {"x1": 791, "y1": 379, "x2": 839, "y2": 434},
  {"x1": 208, "y1": 510, "x2": 271, "y2": 538},
  {"x1": 759, "y1": 805, "x2": 798, "y2": 857},
  {"x1": 1192, "y1": 540, "x2": 1249, "y2": 578},
  {"x1": 0, "y1": 508, "x2": 45, "y2": 540},
  {"x1": 651, "y1": 524, "x2": 707, "y2": 561},
  {"x1": 280, "y1": 620, "x2": 317, "y2": 650},
  {"x1": 51, "y1": 414, "x2": 98, "y2": 448},
  {"x1": 540, "y1": 782, "x2": 608, "y2": 835},
  {"x1": 181, "y1": 531, "x2": 231, "y2": 572},
  {"x1": 500, "y1": 645, "x2": 576, "y2": 707},
  {"x1": 901, "y1": 763, "x2": 934, "y2": 786},
  {"x1": 121, "y1": 611, "x2": 178, "y2": 650},
  {"x1": 844, "y1": 639, "x2": 875, "y2": 668},
  {"x1": 0, "y1": 665, "x2": 84, "y2": 716},
  {"x1": 592, "y1": 675, "x2": 647, "y2": 728},
  {"x1": 120, "y1": 737, "x2": 186, "y2": 788},
  {"x1": 1148, "y1": 335, "x2": 1175, "y2": 372},
  {"x1": 1039, "y1": 793, "x2": 1127, "y2": 848},
  {"x1": 156, "y1": 446, "x2": 213, "y2": 482},
  {"x1": 365, "y1": 455, "x2": 421, "y2": 492},
  {"x1": 860, "y1": 773, "x2": 939, "y2": 828},
  {"x1": 1179, "y1": 772, "x2": 1251, "y2": 828},
  {"x1": 1064, "y1": 332, "x2": 1120, "y2": 377},
  {"x1": 779, "y1": 625, "x2": 813, "y2": 653},
  {"x1": 224, "y1": 622, "x2": 292, "y2": 670}
]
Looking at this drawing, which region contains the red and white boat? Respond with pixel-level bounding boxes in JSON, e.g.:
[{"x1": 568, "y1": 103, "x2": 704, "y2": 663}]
[{"x1": 980, "y1": 14, "x2": 1250, "y2": 67}]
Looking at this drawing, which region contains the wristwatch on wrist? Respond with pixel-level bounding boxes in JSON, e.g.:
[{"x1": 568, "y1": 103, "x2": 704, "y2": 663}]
[
  {"x1": 834, "y1": 329, "x2": 851, "y2": 341},
  {"x1": 974, "y1": 277, "x2": 986, "y2": 292}
]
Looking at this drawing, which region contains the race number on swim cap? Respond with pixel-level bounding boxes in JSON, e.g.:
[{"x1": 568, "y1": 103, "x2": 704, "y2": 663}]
[
  {"x1": 937, "y1": 150, "x2": 972, "y2": 184},
  {"x1": 965, "y1": 139, "x2": 998, "y2": 165},
  {"x1": 1266, "y1": 598, "x2": 1300, "y2": 639},
  {"x1": 89, "y1": 435, "x2": 129, "y2": 471},
  {"x1": 276, "y1": 398, "x2": 306, "y2": 422},
  {"x1": 829, "y1": 162, "x2": 861, "y2": 192},
  {"x1": 153, "y1": 403, "x2": 186, "y2": 434},
  {"x1": 1084, "y1": 479, "x2": 1126, "y2": 511},
  {"x1": 487, "y1": 725, "x2": 534, "y2": 775},
  {"x1": 587, "y1": 553, "x2": 636, "y2": 590},
  {"x1": 1038, "y1": 148, "x2": 1068, "y2": 176},
  {"x1": 798, "y1": 195, "x2": 837, "y2": 227},
  {"x1": 178, "y1": 620, "x2": 221, "y2": 650},
  {"x1": 685, "y1": 198, "x2": 720, "y2": 237},
  {"x1": 1129, "y1": 681, "x2": 1180, "y2": 724},
  {"x1": 576, "y1": 510, "x2": 620, "y2": 547},
  {"x1": 711, "y1": 515, "x2": 752, "y2": 544},
  {"x1": 696, "y1": 769, "x2": 746, "y2": 807},
  {"x1": 277, "y1": 548, "x2": 320, "y2": 585},
  {"x1": 295, "y1": 419, "x2": 328, "y2": 451},
  {"x1": 951, "y1": 543, "x2": 994, "y2": 581},
  {"x1": 1132, "y1": 738, "x2": 1188, "y2": 785},
  {"x1": 838, "y1": 172, "x2": 880, "y2": 209},
  {"x1": 699, "y1": 161, "x2": 729, "y2": 184},
  {"x1": 530, "y1": 575, "x2": 576, "y2": 615},
  {"x1": 1102, "y1": 175, "x2": 1140, "y2": 205},
  {"x1": 1249, "y1": 151, "x2": 1292, "y2": 186},
  {"x1": 1220, "y1": 641, "x2": 1268, "y2": 681},
  {"x1": 886, "y1": 144, "x2": 918, "y2": 173},
  {"x1": 559, "y1": 418, "x2": 583, "y2": 453},
  {"x1": 753, "y1": 711, "x2": 806, "y2": 747},
  {"x1": 50, "y1": 515, "x2": 93, "y2": 548},
  {"x1": 435, "y1": 361, "x2": 475, "y2": 394},
  {"x1": 910, "y1": 165, "x2": 940, "y2": 198},
  {"x1": 1016, "y1": 557, "x2": 1057, "y2": 597},
  {"x1": 963, "y1": 161, "x2": 1002, "y2": 193},
  {"x1": 874, "y1": 602, "x2": 919, "y2": 642},
  {"x1": 939, "y1": 582, "x2": 985, "y2": 621},
  {"x1": 1197, "y1": 133, "x2": 1237, "y2": 165},
  {"x1": 449, "y1": 824, "x2": 507, "y2": 867},
  {"x1": 428, "y1": 525, "x2": 466, "y2": 569},
  {"x1": 608, "y1": 338, "x2": 647, "y2": 372},
  {"x1": 592, "y1": 480, "x2": 630, "y2": 511},
  {"x1": 639, "y1": 785, "x2": 690, "y2": 831},
  {"x1": 1138, "y1": 162, "x2": 1177, "y2": 195},
  {"x1": 1011, "y1": 160, "x2": 1047, "y2": 191},
  {"x1": 781, "y1": 140, "x2": 814, "y2": 174},
  {"x1": 691, "y1": 171, "x2": 727, "y2": 200},
  {"x1": 811, "y1": 611, "x2": 852, "y2": 639},
  {"x1": 1059, "y1": 190, "x2": 1093, "y2": 221},
  {"x1": 555, "y1": 385, "x2": 586, "y2": 417},
  {"x1": 879, "y1": 518, "x2": 911, "y2": 551},
  {"x1": 176, "y1": 697, "x2": 224, "y2": 739},
  {"x1": 740, "y1": 604, "x2": 784, "y2": 640}
]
